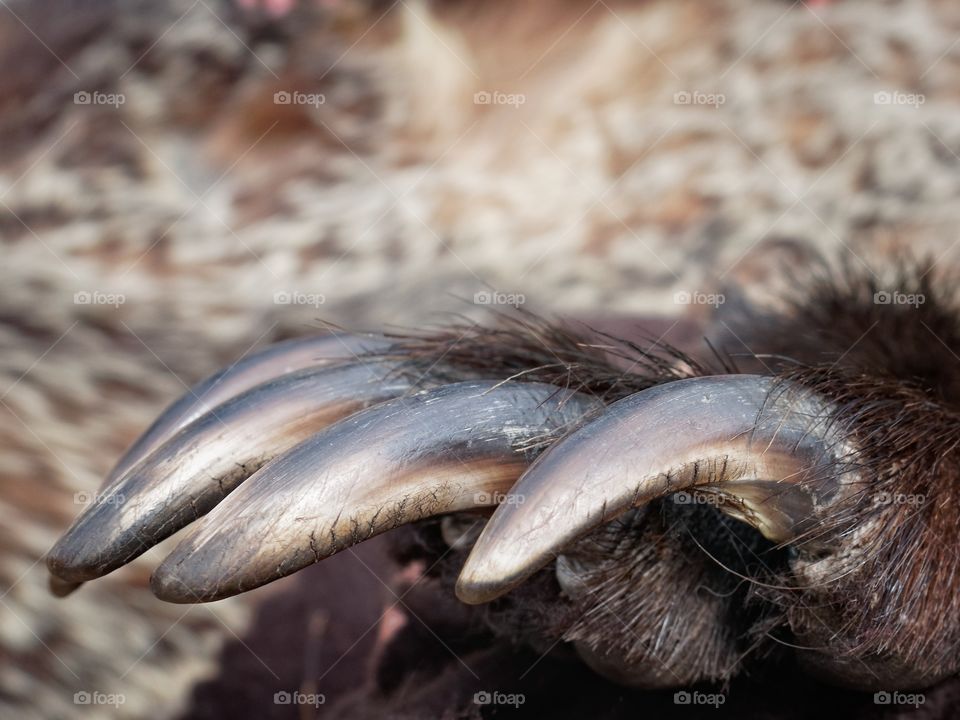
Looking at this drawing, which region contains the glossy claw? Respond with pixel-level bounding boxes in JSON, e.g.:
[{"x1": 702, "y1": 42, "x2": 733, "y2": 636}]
[
  {"x1": 456, "y1": 375, "x2": 857, "y2": 604},
  {"x1": 48, "y1": 360, "x2": 411, "y2": 583},
  {"x1": 150, "y1": 381, "x2": 601, "y2": 603},
  {"x1": 105, "y1": 333, "x2": 389, "y2": 485}
]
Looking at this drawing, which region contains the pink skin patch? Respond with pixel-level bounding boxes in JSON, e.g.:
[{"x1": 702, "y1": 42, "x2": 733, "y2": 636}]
[
  {"x1": 375, "y1": 605, "x2": 409, "y2": 649},
  {"x1": 375, "y1": 561, "x2": 426, "y2": 648},
  {"x1": 236, "y1": 0, "x2": 298, "y2": 18},
  {"x1": 235, "y1": 0, "x2": 837, "y2": 21}
]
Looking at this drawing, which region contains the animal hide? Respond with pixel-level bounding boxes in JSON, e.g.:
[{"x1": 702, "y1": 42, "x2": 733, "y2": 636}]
[{"x1": 2, "y1": 0, "x2": 960, "y2": 718}]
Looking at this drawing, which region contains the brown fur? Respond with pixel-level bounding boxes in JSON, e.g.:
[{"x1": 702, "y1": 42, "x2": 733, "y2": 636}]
[
  {"x1": 5, "y1": 0, "x2": 960, "y2": 717},
  {"x1": 365, "y1": 260, "x2": 960, "y2": 696},
  {"x1": 722, "y1": 260, "x2": 960, "y2": 686}
]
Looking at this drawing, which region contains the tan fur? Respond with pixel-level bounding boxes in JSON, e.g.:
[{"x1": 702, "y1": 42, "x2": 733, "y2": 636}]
[{"x1": 4, "y1": 0, "x2": 960, "y2": 716}]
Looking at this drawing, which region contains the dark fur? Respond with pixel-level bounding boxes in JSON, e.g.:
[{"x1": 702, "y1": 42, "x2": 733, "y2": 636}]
[
  {"x1": 49, "y1": 261, "x2": 958, "y2": 718},
  {"x1": 722, "y1": 259, "x2": 960, "y2": 686},
  {"x1": 286, "y1": 260, "x2": 960, "y2": 714}
]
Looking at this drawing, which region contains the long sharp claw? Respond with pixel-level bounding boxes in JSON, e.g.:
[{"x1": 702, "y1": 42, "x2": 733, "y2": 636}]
[
  {"x1": 456, "y1": 374, "x2": 858, "y2": 604},
  {"x1": 150, "y1": 381, "x2": 601, "y2": 603},
  {"x1": 48, "y1": 576, "x2": 81, "y2": 598},
  {"x1": 105, "y1": 333, "x2": 389, "y2": 485},
  {"x1": 47, "y1": 360, "x2": 410, "y2": 583}
]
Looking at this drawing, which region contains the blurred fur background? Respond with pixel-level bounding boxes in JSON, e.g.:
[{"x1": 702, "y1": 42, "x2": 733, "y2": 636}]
[{"x1": 2, "y1": 0, "x2": 960, "y2": 717}]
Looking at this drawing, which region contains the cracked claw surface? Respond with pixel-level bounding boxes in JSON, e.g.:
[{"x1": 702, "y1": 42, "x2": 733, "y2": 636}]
[
  {"x1": 46, "y1": 308, "x2": 960, "y2": 691},
  {"x1": 48, "y1": 358, "x2": 412, "y2": 583},
  {"x1": 150, "y1": 380, "x2": 600, "y2": 602}
]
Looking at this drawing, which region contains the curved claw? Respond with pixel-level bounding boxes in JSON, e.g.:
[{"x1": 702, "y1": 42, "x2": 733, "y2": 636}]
[
  {"x1": 456, "y1": 374, "x2": 859, "y2": 604},
  {"x1": 47, "y1": 361, "x2": 411, "y2": 583},
  {"x1": 150, "y1": 381, "x2": 602, "y2": 603},
  {"x1": 105, "y1": 333, "x2": 389, "y2": 486}
]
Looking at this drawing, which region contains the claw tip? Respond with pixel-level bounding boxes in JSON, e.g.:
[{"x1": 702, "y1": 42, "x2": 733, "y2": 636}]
[
  {"x1": 150, "y1": 565, "x2": 201, "y2": 604},
  {"x1": 454, "y1": 566, "x2": 516, "y2": 605},
  {"x1": 47, "y1": 573, "x2": 82, "y2": 598}
]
